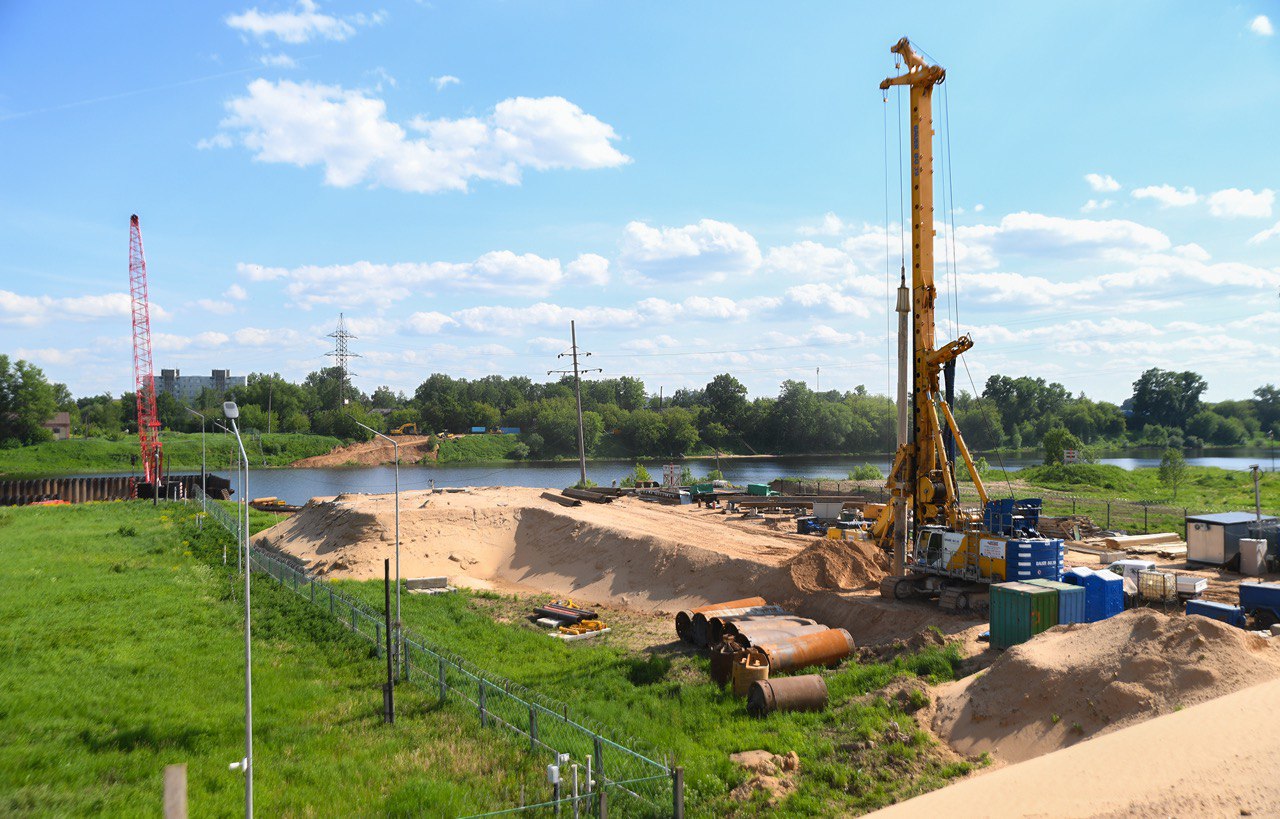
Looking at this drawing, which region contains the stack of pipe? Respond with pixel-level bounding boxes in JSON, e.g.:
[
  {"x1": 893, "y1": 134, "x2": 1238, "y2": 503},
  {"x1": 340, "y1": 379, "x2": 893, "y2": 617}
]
[
  {"x1": 698, "y1": 605, "x2": 788, "y2": 646},
  {"x1": 533, "y1": 602, "x2": 598, "y2": 625},
  {"x1": 674, "y1": 597, "x2": 765, "y2": 643},
  {"x1": 722, "y1": 616, "x2": 823, "y2": 648}
]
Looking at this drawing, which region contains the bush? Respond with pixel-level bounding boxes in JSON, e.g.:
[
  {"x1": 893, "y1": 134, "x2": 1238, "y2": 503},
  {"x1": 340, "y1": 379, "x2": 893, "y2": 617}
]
[
  {"x1": 620, "y1": 463, "x2": 653, "y2": 488},
  {"x1": 848, "y1": 463, "x2": 884, "y2": 481}
]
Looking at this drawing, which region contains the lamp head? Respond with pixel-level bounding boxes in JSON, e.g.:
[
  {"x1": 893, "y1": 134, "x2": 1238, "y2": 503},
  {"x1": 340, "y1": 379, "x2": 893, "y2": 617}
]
[{"x1": 223, "y1": 401, "x2": 240, "y2": 420}]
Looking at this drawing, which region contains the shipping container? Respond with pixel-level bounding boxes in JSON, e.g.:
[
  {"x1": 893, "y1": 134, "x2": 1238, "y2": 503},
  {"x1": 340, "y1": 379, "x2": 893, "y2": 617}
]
[
  {"x1": 989, "y1": 581, "x2": 1058, "y2": 649},
  {"x1": 1024, "y1": 578, "x2": 1086, "y2": 624}
]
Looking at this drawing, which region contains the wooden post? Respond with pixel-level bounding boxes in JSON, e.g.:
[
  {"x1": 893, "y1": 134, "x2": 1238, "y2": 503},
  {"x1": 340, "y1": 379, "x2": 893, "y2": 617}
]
[
  {"x1": 163, "y1": 763, "x2": 187, "y2": 819},
  {"x1": 672, "y1": 766, "x2": 684, "y2": 819},
  {"x1": 383, "y1": 559, "x2": 395, "y2": 724}
]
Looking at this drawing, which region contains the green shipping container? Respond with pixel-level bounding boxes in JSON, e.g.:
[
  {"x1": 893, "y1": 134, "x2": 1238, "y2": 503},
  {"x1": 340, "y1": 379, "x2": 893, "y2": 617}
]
[
  {"x1": 989, "y1": 581, "x2": 1059, "y2": 650},
  {"x1": 747, "y1": 483, "x2": 775, "y2": 497}
]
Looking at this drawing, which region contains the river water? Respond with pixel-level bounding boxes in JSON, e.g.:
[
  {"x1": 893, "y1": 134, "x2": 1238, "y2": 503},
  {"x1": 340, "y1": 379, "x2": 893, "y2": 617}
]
[{"x1": 189, "y1": 448, "x2": 1277, "y2": 506}]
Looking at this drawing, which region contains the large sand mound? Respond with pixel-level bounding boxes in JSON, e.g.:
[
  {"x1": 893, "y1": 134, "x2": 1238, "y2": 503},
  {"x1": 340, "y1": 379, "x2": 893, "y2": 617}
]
[
  {"x1": 875, "y1": 676, "x2": 1280, "y2": 818},
  {"x1": 255, "y1": 487, "x2": 889, "y2": 616},
  {"x1": 934, "y1": 609, "x2": 1280, "y2": 764},
  {"x1": 291, "y1": 435, "x2": 437, "y2": 467}
]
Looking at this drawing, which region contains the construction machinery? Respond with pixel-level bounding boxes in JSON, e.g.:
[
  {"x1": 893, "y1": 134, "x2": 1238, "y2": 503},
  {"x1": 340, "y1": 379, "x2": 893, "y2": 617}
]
[
  {"x1": 389, "y1": 423, "x2": 418, "y2": 436},
  {"x1": 128, "y1": 215, "x2": 164, "y2": 496},
  {"x1": 871, "y1": 38, "x2": 1062, "y2": 612}
]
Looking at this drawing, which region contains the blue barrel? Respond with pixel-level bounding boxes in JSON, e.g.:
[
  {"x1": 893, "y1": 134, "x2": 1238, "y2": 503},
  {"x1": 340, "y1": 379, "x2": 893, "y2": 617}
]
[{"x1": 1005, "y1": 538, "x2": 1065, "y2": 582}]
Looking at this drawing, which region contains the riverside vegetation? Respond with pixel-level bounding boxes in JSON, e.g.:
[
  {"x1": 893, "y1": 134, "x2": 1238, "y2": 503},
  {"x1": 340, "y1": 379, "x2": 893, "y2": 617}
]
[{"x1": 5, "y1": 350, "x2": 1279, "y2": 465}]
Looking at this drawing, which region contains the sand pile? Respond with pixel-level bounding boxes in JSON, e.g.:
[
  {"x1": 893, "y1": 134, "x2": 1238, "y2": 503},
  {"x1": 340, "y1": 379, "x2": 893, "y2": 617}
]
[
  {"x1": 785, "y1": 535, "x2": 887, "y2": 593},
  {"x1": 255, "y1": 487, "x2": 892, "y2": 616},
  {"x1": 933, "y1": 609, "x2": 1280, "y2": 764},
  {"x1": 291, "y1": 435, "x2": 437, "y2": 468}
]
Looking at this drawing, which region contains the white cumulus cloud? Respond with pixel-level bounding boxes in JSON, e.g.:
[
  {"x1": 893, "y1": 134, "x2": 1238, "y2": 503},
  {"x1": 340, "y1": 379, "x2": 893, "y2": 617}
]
[
  {"x1": 1085, "y1": 173, "x2": 1121, "y2": 192},
  {"x1": 618, "y1": 219, "x2": 762, "y2": 283},
  {"x1": 566, "y1": 253, "x2": 610, "y2": 286},
  {"x1": 226, "y1": 0, "x2": 379, "y2": 44},
  {"x1": 1250, "y1": 14, "x2": 1274, "y2": 36},
  {"x1": 1131, "y1": 184, "x2": 1200, "y2": 208},
  {"x1": 207, "y1": 80, "x2": 630, "y2": 193},
  {"x1": 1208, "y1": 187, "x2": 1275, "y2": 219},
  {"x1": 432, "y1": 75, "x2": 461, "y2": 91}
]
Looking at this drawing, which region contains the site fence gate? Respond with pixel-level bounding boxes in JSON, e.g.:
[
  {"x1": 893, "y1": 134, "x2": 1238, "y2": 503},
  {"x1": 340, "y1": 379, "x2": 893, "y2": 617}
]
[{"x1": 194, "y1": 491, "x2": 681, "y2": 817}]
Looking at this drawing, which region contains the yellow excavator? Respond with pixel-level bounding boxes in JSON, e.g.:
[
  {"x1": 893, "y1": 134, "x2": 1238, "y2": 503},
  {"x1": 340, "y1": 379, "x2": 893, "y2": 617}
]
[
  {"x1": 870, "y1": 38, "x2": 1062, "y2": 613},
  {"x1": 389, "y1": 423, "x2": 418, "y2": 436}
]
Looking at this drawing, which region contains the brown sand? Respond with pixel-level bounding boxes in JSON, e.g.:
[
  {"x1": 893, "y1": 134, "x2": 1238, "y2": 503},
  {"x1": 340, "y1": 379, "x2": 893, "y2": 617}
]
[
  {"x1": 255, "y1": 486, "x2": 889, "y2": 616},
  {"x1": 933, "y1": 609, "x2": 1280, "y2": 765},
  {"x1": 875, "y1": 676, "x2": 1280, "y2": 818},
  {"x1": 291, "y1": 435, "x2": 437, "y2": 468}
]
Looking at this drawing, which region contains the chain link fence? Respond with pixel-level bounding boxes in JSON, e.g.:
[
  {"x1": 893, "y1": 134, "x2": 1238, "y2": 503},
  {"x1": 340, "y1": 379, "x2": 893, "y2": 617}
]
[{"x1": 193, "y1": 486, "x2": 680, "y2": 817}]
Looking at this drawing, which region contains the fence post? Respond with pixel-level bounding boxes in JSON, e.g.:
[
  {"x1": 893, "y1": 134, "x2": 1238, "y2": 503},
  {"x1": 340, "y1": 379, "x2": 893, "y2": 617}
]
[
  {"x1": 597, "y1": 789, "x2": 607, "y2": 819},
  {"x1": 351, "y1": 604, "x2": 358, "y2": 632},
  {"x1": 672, "y1": 766, "x2": 684, "y2": 819},
  {"x1": 375, "y1": 624, "x2": 382, "y2": 657},
  {"x1": 530, "y1": 706, "x2": 538, "y2": 753},
  {"x1": 1184, "y1": 508, "x2": 1188, "y2": 540},
  {"x1": 593, "y1": 735, "x2": 604, "y2": 789},
  {"x1": 1144, "y1": 505, "x2": 1149, "y2": 533},
  {"x1": 310, "y1": 578, "x2": 315, "y2": 603},
  {"x1": 1072, "y1": 498, "x2": 1076, "y2": 515},
  {"x1": 438, "y1": 657, "x2": 447, "y2": 702},
  {"x1": 1106, "y1": 502, "x2": 1111, "y2": 530},
  {"x1": 329, "y1": 587, "x2": 335, "y2": 615},
  {"x1": 479, "y1": 680, "x2": 488, "y2": 727}
]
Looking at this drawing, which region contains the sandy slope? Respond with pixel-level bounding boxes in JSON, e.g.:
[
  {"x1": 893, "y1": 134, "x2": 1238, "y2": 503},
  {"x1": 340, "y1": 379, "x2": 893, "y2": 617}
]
[
  {"x1": 290, "y1": 435, "x2": 436, "y2": 467},
  {"x1": 251, "y1": 486, "x2": 974, "y2": 645},
  {"x1": 932, "y1": 609, "x2": 1280, "y2": 765},
  {"x1": 875, "y1": 675, "x2": 1280, "y2": 818}
]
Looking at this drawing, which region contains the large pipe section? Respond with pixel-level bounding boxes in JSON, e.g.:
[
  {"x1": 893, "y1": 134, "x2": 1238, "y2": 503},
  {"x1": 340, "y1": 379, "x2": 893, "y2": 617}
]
[
  {"x1": 753, "y1": 628, "x2": 855, "y2": 674},
  {"x1": 747, "y1": 675, "x2": 829, "y2": 717},
  {"x1": 674, "y1": 596, "x2": 766, "y2": 643},
  {"x1": 730, "y1": 622, "x2": 827, "y2": 648},
  {"x1": 695, "y1": 605, "x2": 786, "y2": 647}
]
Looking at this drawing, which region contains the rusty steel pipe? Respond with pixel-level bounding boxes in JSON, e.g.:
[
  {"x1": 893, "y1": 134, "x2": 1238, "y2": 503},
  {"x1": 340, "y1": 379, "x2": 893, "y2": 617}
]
[
  {"x1": 694, "y1": 605, "x2": 786, "y2": 647},
  {"x1": 674, "y1": 596, "x2": 766, "y2": 643},
  {"x1": 753, "y1": 628, "x2": 855, "y2": 674},
  {"x1": 722, "y1": 615, "x2": 818, "y2": 638},
  {"x1": 733, "y1": 623, "x2": 828, "y2": 648},
  {"x1": 747, "y1": 675, "x2": 829, "y2": 718}
]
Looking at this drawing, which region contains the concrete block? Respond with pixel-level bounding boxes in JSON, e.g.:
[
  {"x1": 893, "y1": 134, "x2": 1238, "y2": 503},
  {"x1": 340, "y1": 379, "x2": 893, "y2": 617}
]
[{"x1": 405, "y1": 576, "x2": 449, "y2": 590}]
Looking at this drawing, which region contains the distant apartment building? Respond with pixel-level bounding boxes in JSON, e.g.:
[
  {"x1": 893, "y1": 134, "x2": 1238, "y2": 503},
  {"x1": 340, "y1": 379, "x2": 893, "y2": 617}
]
[{"x1": 157, "y1": 369, "x2": 247, "y2": 402}]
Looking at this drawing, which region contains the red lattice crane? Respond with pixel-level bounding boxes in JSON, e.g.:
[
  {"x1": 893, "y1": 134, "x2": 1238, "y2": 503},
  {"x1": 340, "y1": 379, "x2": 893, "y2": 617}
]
[{"x1": 129, "y1": 214, "x2": 163, "y2": 485}]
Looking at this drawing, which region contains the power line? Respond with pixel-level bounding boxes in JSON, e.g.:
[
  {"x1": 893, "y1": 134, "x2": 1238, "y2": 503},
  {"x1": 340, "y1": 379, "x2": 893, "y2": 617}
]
[
  {"x1": 325, "y1": 312, "x2": 360, "y2": 409},
  {"x1": 547, "y1": 320, "x2": 601, "y2": 486}
]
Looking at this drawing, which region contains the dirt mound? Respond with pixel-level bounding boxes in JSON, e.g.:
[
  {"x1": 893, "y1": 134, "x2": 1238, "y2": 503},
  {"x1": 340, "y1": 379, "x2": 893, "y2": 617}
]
[
  {"x1": 256, "y1": 487, "x2": 896, "y2": 615},
  {"x1": 784, "y1": 536, "x2": 887, "y2": 593},
  {"x1": 934, "y1": 609, "x2": 1280, "y2": 764},
  {"x1": 291, "y1": 435, "x2": 437, "y2": 468}
]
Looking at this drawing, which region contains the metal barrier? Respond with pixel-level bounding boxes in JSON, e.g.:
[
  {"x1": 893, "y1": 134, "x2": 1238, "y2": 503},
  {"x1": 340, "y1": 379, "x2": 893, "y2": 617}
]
[{"x1": 199, "y1": 494, "x2": 680, "y2": 817}]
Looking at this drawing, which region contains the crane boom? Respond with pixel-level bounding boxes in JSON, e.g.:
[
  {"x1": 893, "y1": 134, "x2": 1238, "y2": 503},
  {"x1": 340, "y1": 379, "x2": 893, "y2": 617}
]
[{"x1": 129, "y1": 214, "x2": 163, "y2": 486}]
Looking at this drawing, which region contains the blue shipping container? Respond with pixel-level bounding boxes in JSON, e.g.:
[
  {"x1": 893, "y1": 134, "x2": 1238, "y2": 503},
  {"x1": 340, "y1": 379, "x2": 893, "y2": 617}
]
[
  {"x1": 1185, "y1": 599, "x2": 1246, "y2": 628},
  {"x1": 470, "y1": 426, "x2": 486, "y2": 433},
  {"x1": 1005, "y1": 538, "x2": 1065, "y2": 582},
  {"x1": 1025, "y1": 578, "x2": 1086, "y2": 625},
  {"x1": 499, "y1": 426, "x2": 521, "y2": 435}
]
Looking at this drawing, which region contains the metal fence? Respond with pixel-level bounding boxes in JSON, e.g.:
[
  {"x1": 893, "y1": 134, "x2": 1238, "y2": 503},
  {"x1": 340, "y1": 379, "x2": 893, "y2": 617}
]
[{"x1": 194, "y1": 489, "x2": 680, "y2": 817}]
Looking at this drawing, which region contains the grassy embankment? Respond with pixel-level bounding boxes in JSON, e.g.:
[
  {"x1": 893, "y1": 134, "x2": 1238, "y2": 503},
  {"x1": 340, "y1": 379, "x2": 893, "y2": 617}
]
[
  {"x1": 0, "y1": 502, "x2": 548, "y2": 816},
  {"x1": 333, "y1": 582, "x2": 976, "y2": 817},
  {"x1": 432, "y1": 433, "x2": 523, "y2": 463},
  {"x1": 0, "y1": 432, "x2": 341, "y2": 478}
]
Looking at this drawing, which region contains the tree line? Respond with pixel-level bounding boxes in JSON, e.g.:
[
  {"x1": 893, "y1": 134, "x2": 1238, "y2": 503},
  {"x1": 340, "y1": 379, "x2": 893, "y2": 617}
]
[{"x1": 4, "y1": 353, "x2": 1278, "y2": 459}]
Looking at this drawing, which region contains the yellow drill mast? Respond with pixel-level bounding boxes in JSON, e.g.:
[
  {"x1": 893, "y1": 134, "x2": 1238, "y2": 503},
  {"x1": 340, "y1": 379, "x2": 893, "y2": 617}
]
[{"x1": 875, "y1": 38, "x2": 988, "y2": 548}]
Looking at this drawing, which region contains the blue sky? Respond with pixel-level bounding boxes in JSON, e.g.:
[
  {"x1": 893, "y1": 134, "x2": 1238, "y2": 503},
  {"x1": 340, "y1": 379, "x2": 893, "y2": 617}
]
[{"x1": 2, "y1": 1, "x2": 1278, "y2": 404}]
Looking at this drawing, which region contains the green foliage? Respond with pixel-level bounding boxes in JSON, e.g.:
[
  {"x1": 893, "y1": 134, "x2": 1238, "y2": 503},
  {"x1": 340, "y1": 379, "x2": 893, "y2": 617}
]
[
  {"x1": 435, "y1": 433, "x2": 524, "y2": 463},
  {"x1": 848, "y1": 463, "x2": 884, "y2": 481},
  {"x1": 1042, "y1": 427, "x2": 1086, "y2": 465},
  {"x1": 1131, "y1": 368, "x2": 1207, "y2": 431},
  {"x1": 619, "y1": 463, "x2": 653, "y2": 487},
  {"x1": 0, "y1": 356, "x2": 59, "y2": 445},
  {"x1": 1159, "y1": 447, "x2": 1188, "y2": 500}
]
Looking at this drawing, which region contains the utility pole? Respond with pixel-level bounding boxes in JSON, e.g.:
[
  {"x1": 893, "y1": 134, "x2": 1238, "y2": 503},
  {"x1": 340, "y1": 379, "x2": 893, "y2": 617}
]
[
  {"x1": 549, "y1": 321, "x2": 601, "y2": 487},
  {"x1": 816, "y1": 367, "x2": 820, "y2": 392}
]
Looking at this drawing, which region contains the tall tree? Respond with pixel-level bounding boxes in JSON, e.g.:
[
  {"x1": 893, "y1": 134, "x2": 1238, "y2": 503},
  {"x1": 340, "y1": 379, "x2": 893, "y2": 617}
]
[
  {"x1": 0, "y1": 356, "x2": 57, "y2": 445},
  {"x1": 1130, "y1": 368, "x2": 1207, "y2": 430}
]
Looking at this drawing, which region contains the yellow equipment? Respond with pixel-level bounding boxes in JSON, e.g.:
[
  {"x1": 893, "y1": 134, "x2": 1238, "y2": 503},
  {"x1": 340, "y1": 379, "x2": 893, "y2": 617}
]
[
  {"x1": 873, "y1": 38, "x2": 1060, "y2": 613},
  {"x1": 390, "y1": 423, "x2": 418, "y2": 436}
]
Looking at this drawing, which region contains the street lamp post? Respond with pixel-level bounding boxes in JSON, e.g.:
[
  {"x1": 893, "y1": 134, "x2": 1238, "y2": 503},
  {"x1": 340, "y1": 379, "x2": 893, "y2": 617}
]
[
  {"x1": 349, "y1": 416, "x2": 401, "y2": 681},
  {"x1": 224, "y1": 402, "x2": 254, "y2": 819},
  {"x1": 185, "y1": 407, "x2": 207, "y2": 513},
  {"x1": 213, "y1": 421, "x2": 241, "y2": 568}
]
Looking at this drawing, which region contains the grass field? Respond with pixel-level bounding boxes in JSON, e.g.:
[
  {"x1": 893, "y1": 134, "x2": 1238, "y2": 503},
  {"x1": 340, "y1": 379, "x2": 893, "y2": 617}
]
[
  {"x1": 0, "y1": 502, "x2": 549, "y2": 816},
  {"x1": 0, "y1": 432, "x2": 342, "y2": 478},
  {"x1": 433, "y1": 434, "x2": 523, "y2": 463},
  {"x1": 332, "y1": 583, "x2": 975, "y2": 817}
]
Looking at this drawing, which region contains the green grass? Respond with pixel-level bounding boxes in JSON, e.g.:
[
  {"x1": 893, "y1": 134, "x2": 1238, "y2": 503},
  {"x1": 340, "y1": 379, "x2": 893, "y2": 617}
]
[
  {"x1": 331, "y1": 585, "x2": 974, "y2": 817},
  {"x1": 0, "y1": 432, "x2": 342, "y2": 478},
  {"x1": 433, "y1": 433, "x2": 523, "y2": 463},
  {"x1": 0, "y1": 502, "x2": 548, "y2": 816}
]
